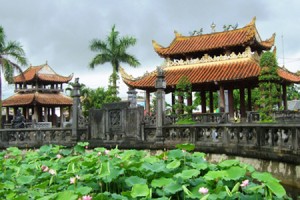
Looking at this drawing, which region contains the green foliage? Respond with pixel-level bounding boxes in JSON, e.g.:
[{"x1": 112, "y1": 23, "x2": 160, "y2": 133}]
[
  {"x1": 89, "y1": 24, "x2": 140, "y2": 95},
  {"x1": 0, "y1": 26, "x2": 28, "y2": 128},
  {"x1": 256, "y1": 51, "x2": 281, "y2": 121},
  {"x1": 0, "y1": 143, "x2": 291, "y2": 199},
  {"x1": 287, "y1": 84, "x2": 300, "y2": 100},
  {"x1": 81, "y1": 86, "x2": 121, "y2": 116},
  {"x1": 173, "y1": 76, "x2": 197, "y2": 121}
]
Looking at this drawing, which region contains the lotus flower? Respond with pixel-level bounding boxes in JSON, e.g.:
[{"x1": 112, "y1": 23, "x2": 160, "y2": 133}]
[
  {"x1": 241, "y1": 179, "x2": 249, "y2": 187},
  {"x1": 82, "y1": 195, "x2": 92, "y2": 200},
  {"x1": 198, "y1": 187, "x2": 209, "y2": 195}
]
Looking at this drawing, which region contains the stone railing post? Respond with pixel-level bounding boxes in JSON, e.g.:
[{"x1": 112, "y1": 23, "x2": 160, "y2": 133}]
[
  {"x1": 71, "y1": 77, "x2": 81, "y2": 141},
  {"x1": 155, "y1": 67, "x2": 166, "y2": 144},
  {"x1": 127, "y1": 87, "x2": 137, "y2": 108}
]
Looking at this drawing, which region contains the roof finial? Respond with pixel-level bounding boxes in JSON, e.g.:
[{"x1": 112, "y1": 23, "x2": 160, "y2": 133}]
[{"x1": 211, "y1": 22, "x2": 216, "y2": 33}]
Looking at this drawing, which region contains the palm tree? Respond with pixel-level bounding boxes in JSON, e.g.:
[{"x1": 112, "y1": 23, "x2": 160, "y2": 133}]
[
  {"x1": 0, "y1": 26, "x2": 27, "y2": 127},
  {"x1": 89, "y1": 25, "x2": 140, "y2": 95}
]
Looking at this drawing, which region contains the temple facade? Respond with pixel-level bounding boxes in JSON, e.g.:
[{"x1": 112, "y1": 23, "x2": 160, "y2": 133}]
[
  {"x1": 2, "y1": 63, "x2": 73, "y2": 127},
  {"x1": 120, "y1": 17, "x2": 300, "y2": 120}
]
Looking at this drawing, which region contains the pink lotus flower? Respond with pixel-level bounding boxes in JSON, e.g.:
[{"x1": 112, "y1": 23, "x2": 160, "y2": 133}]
[
  {"x1": 49, "y1": 169, "x2": 56, "y2": 175},
  {"x1": 198, "y1": 187, "x2": 209, "y2": 195},
  {"x1": 241, "y1": 179, "x2": 249, "y2": 187},
  {"x1": 41, "y1": 165, "x2": 49, "y2": 172},
  {"x1": 85, "y1": 146, "x2": 88, "y2": 149},
  {"x1": 97, "y1": 152, "x2": 102, "y2": 156},
  {"x1": 56, "y1": 154, "x2": 62, "y2": 159},
  {"x1": 104, "y1": 150, "x2": 110, "y2": 155},
  {"x1": 82, "y1": 195, "x2": 92, "y2": 200},
  {"x1": 70, "y1": 177, "x2": 76, "y2": 184}
]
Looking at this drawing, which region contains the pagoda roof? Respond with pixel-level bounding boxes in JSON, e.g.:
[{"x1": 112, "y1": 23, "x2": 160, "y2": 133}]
[
  {"x1": 13, "y1": 63, "x2": 73, "y2": 84},
  {"x1": 121, "y1": 58, "x2": 300, "y2": 91},
  {"x1": 2, "y1": 93, "x2": 73, "y2": 107},
  {"x1": 153, "y1": 17, "x2": 275, "y2": 57}
]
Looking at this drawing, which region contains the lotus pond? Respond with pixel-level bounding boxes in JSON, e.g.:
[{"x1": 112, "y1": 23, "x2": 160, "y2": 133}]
[{"x1": 0, "y1": 142, "x2": 292, "y2": 199}]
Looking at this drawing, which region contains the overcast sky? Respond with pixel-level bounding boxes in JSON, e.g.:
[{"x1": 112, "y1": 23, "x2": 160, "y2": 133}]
[{"x1": 1, "y1": 0, "x2": 300, "y2": 98}]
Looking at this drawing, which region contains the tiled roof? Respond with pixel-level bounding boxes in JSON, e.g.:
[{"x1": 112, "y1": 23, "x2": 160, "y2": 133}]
[
  {"x1": 153, "y1": 17, "x2": 275, "y2": 57},
  {"x1": 14, "y1": 63, "x2": 73, "y2": 83},
  {"x1": 277, "y1": 68, "x2": 300, "y2": 83},
  {"x1": 121, "y1": 59, "x2": 300, "y2": 90},
  {"x1": 2, "y1": 93, "x2": 73, "y2": 107},
  {"x1": 121, "y1": 58, "x2": 261, "y2": 89}
]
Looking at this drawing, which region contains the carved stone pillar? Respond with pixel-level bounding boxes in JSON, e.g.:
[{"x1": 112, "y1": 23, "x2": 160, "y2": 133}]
[
  {"x1": 145, "y1": 90, "x2": 150, "y2": 114},
  {"x1": 127, "y1": 87, "x2": 137, "y2": 108},
  {"x1": 155, "y1": 67, "x2": 166, "y2": 144},
  {"x1": 72, "y1": 77, "x2": 81, "y2": 140}
]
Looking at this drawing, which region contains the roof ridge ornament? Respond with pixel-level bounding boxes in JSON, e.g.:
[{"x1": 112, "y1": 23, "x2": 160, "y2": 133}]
[
  {"x1": 174, "y1": 30, "x2": 182, "y2": 38},
  {"x1": 211, "y1": 22, "x2": 216, "y2": 33},
  {"x1": 247, "y1": 16, "x2": 256, "y2": 27}
]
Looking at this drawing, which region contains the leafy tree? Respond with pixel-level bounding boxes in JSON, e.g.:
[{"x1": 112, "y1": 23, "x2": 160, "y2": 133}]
[
  {"x1": 81, "y1": 86, "x2": 121, "y2": 117},
  {"x1": 173, "y1": 76, "x2": 196, "y2": 123},
  {"x1": 256, "y1": 51, "x2": 280, "y2": 121},
  {"x1": 0, "y1": 26, "x2": 27, "y2": 127},
  {"x1": 89, "y1": 25, "x2": 140, "y2": 95},
  {"x1": 287, "y1": 84, "x2": 300, "y2": 100}
]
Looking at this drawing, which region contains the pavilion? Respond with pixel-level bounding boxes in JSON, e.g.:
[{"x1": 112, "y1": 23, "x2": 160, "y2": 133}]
[
  {"x1": 2, "y1": 63, "x2": 73, "y2": 127},
  {"x1": 120, "y1": 17, "x2": 300, "y2": 119}
]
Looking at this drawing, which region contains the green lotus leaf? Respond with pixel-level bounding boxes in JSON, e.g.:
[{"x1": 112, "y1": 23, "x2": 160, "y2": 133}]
[
  {"x1": 151, "y1": 177, "x2": 174, "y2": 188},
  {"x1": 76, "y1": 186, "x2": 93, "y2": 195},
  {"x1": 164, "y1": 182, "x2": 182, "y2": 194},
  {"x1": 16, "y1": 175, "x2": 35, "y2": 185},
  {"x1": 204, "y1": 170, "x2": 227, "y2": 181},
  {"x1": 131, "y1": 184, "x2": 149, "y2": 198},
  {"x1": 36, "y1": 193, "x2": 57, "y2": 200},
  {"x1": 176, "y1": 169, "x2": 200, "y2": 180},
  {"x1": 125, "y1": 176, "x2": 147, "y2": 187},
  {"x1": 252, "y1": 172, "x2": 279, "y2": 183},
  {"x1": 218, "y1": 159, "x2": 240, "y2": 168},
  {"x1": 166, "y1": 160, "x2": 181, "y2": 169},
  {"x1": 265, "y1": 180, "x2": 286, "y2": 198},
  {"x1": 167, "y1": 149, "x2": 184, "y2": 160},
  {"x1": 225, "y1": 166, "x2": 246, "y2": 180},
  {"x1": 56, "y1": 190, "x2": 78, "y2": 200},
  {"x1": 191, "y1": 163, "x2": 208, "y2": 171},
  {"x1": 176, "y1": 143, "x2": 195, "y2": 151}
]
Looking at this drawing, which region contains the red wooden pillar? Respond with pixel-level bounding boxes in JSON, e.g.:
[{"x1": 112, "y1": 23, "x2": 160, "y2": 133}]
[
  {"x1": 171, "y1": 92, "x2": 176, "y2": 113},
  {"x1": 247, "y1": 87, "x2": 252, "y2": 111},
  {"x1": 201, "y1": 91, "x2": 207, "y2": 113},
  {"x1": 145, "y1": 90, "x2": 150, "y2": 114},
  {"x1": 228, "y1": 87, "x2": 234, "y2": 118},
  {"x1": 219, "y1": 86, "x2": 225, "y2": 112},
  {"x1": 187, "y1": 92, "x2": 193, "y2": 106},
  {"x1": 178, "y1": 95, "x2": 184, "y2": 114},
  {"x1": 240, "y1": 87, "x2": 246, "y2": 119},
  {"x1": 209, "y1": 91, "x2": 214, "y2": 113},
  {"x1": 282, "y1": 83, "x2": 287, "y2": 111}
]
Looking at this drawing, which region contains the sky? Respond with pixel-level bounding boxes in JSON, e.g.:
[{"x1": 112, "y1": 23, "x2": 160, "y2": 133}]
[{"x1": 1, "y1": 0, "x2": 300, "y2": 99}]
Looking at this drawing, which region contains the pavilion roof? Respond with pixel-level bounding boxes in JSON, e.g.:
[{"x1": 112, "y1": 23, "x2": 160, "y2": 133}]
[
  {"x1": 13, "y1": 63, "x2": 73, "y2": 84},
  {"x1": 152, "y1": 17, "x2": 275, "y2": 57},
  {"x1": 120, "y1": 58, "x2": 300, "y2": 91},
  {"x1": 2, "y1": 93, "x2": 73, "y2": 107}
]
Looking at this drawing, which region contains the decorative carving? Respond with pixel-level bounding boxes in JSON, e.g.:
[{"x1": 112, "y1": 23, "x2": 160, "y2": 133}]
[
  {"x1": 164, "y1": 46, "x2": 259, "y2": 67},
  {"x1": 109, "y1": 110, "x2": 121, "y2": 129}
]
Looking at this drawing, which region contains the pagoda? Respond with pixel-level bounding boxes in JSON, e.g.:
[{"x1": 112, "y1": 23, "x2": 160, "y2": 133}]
[
  {"x1": 120, "y1": 17, "x2": 300, "y2": 119},
  {"x1": 2, "y1": 63, "x2": 73, "y2": 127}
]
